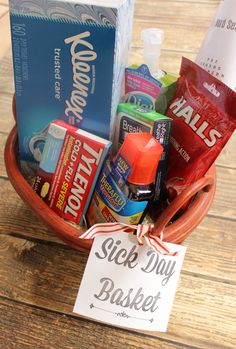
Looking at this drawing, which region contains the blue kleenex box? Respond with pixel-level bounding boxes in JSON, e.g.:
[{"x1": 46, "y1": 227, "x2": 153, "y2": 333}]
[{"x1": 9, "y1": 0, "x2": 134, "y2": 172}]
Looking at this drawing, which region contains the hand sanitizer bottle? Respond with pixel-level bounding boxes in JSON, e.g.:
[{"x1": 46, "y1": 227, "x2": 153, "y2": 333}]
[
  {"x1": 123, "y1": 28, "x2": 177, "y2": 114},
  {"x1": 141, "y1": 28, "x2": 165, "y2": 79}
]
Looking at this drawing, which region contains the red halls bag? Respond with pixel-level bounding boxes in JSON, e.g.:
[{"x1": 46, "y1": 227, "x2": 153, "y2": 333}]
[{"x1": 165, "y1": 57, "x2": 236, "y2": 199}]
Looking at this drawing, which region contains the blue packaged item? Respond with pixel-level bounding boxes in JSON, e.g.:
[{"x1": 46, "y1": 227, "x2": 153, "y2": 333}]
[{"x1": 9, "y1": 0, "x2": 134, "y2": 172}]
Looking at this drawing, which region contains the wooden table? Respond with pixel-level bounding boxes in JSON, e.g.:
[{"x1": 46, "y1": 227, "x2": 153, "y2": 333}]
[{"x1": 1, "y1": 1, "x2": 236, "y2": 348}]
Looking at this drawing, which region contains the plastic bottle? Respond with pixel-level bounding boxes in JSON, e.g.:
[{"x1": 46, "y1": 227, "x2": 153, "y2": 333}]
[
  {"x1": 141, "y1": 28, "x2": 165, "y2": 79},
  {"x1": 123, "y1": 27, "x2": 177, "y2": 114},
  {"x1": 119, "y1": 133, "x2": 160, "y2": 202},
  {"x1": 86, "y1": 133, "x2": 163, "y2": 226}
]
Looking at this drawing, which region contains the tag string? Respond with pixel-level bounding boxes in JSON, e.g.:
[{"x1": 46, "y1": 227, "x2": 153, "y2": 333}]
[{"x1": 79, "y1": 222, "x2": 177, "y2": 256}]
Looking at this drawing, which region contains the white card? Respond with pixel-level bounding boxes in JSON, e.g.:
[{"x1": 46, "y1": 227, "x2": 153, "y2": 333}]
[{"x1": 73, "y1": 232, "x2": 186, "y2": 332}]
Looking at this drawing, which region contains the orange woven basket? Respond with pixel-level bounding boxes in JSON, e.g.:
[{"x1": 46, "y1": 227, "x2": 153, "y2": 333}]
[{"x1": 4, "y1": 97, "x2": 216, "y2": 252}]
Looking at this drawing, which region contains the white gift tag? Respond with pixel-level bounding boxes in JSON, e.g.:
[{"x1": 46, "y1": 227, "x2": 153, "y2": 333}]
[{"x1": 73, "y1": 232, "x2": 186, "y2": 332}]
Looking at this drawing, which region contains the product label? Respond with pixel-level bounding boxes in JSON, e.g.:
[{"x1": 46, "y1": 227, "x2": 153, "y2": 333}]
[
  {"x1": 11, "y1": 5, "x2": 120, "y2": 162},
  {"x1": 153, "y1": 120, "x2": 172, "y2": 151},
  {"x1": 73, "y1": 232, "x2": 186, "y2": 332},
  {"x1": 96, "y1": 167, "x2": 127, "y2": 213},
  {"x1": 64, "y1": 31, "x2": 97, "y2": 125},
  {"x1": 87, "y1": 163, "x2": 148, "y2": 226},
  {"x1": 168, "y1": 96, "x2": 223, "y2": 148},
  {"x1": 33, "y1": 121, "x2": 111, "y2": 224},
  {"x1": 54, "y1": 136, "x2": 103, "y2": 221},
  {"x1": 196, "y1": 0, "x2": 236, "y2": 91},
  {"x1": 165, "y1": 57, "x2": 236, "y2": 199},
  {"x1": 111, "y1": 154, "x2": 132, "y2": 183},
  {"x1": 118, "y1": 114, "x2": 152, "y2": 147},
  {"x1": 124, "y1": 64, "x2": 162, "y2": 109},
  {"x1": 50, "y1": 133, "x2": 106, "y2": 224}
]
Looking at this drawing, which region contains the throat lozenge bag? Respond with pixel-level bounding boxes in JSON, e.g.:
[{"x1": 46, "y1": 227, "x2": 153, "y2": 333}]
[{"x1": 165, "y1": 57, "x2": 236, "y2": 200}]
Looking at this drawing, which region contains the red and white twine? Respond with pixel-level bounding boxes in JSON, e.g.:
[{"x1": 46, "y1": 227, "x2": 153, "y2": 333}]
[{"x1": 79, "y1": 222, "x2": 177, "y2": 256}]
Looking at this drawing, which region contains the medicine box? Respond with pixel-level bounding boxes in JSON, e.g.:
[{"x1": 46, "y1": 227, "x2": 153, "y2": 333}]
[
  {"x1": 9, "y1": 0, "x2": 134, "y2": 171},
  {"x1": 33, "y1": 120, "x2": 111, "y2": 225}
]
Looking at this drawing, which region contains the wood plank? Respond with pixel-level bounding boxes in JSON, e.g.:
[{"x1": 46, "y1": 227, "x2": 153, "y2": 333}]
[
  {"x1": 0, "y1": 0, "x2": 8, "y2": 6},
  {"x1": 134, "y1": 0, "x2": 218, "y2": 26},
  {"x1": 0, "y1": 11, "x2": 11, "y2": 61},
  {"x1": 0, "y1": 4, "x2": 7, "y2": 17},
  {"x1": 0, "y1": 134, "x2": 7, "y2": 178},
  {"x1": 0, "y1": 179, "x2": 63, "y2": 244},
  {"x1": 209, "y1": 167, "x2": 236, "y2": 219},
  {"x1": 0, "y1": 51, "x2": 14, "y2": 95},
  {"x1": 0, "y1": 297, "x2": 182, "y2": 349},
  {"x1": 216, "y1": 132, "x2": 236, "y2": 169},
  {"x1": 1, "y1": 9, "x2": 214, "y2": 91},
  {"x1": 0, "y1": 93, "x2": 15, "y2": 134},
  {"x1": 144, "y1": 0, "x2": 219, "y2": 4},
  {"x1": 173, "y1": 0, "x2": 219, "y2": 3},
  {"x1": 183, "y1": 215, "x2": 236, "y2": 282},
  {"x1": 0, "y1": 233, "x2": 235, "y2": 349}
]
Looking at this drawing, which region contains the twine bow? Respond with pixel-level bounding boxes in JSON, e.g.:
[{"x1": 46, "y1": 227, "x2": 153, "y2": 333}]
[{"x1": 79, "y1": 222, "x2": 177, "y2": 256}]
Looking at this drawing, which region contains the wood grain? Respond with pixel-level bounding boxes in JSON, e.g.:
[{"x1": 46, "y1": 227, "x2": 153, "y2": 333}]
[
  {"x1": 0, "y1": 233, "x2": 235, "y2": 349},
  {"x1": 0, "y1": 11, "x2": 11, "y2": 61},
  {"x1": 209, "y1": 167, "x2": 236, "y2": 219},
  {"x1": 134, "y1": 0, "x2": 217, "y2": 26},
  {"x1": 0, "y1": 51, "x2": 14, "y2": 95},
  {"x1": 183, "y1": 215, "x2": 236, "y2": 282},
  {"x1": 216, "y1": 132, "x2": 236, "y2": 169},
  {"x1": 0, "y1": 178, "x2": 63, "y2": 244},
  {"x1": 0, "y1": 94, "x2": 14, "y2": 134},
  {"x1": 131, "y1": 0, "x2": 218, "y2": 52},
  {"x1": 0, "y1": 0, "x2": 8, "y2": 6},
  {"x1": 0, "y1": 4, "x2": 7, "y2": 17},
  {"x1": 1, "y1": 297, "x2": 182, "y2": 349},
  {"x1": 0, "y1": 133, "x2": 8, "y2": 177}
]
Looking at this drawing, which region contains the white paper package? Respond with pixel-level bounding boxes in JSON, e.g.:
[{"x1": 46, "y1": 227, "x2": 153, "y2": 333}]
[{"x1": 196, "y1": 0, "x2": 236, "y2": 92}]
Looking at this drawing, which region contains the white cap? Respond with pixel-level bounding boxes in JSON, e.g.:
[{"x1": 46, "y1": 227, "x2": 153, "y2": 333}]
[{"x1": 141, "y1": 28, "x2": 164, "y2": 78}]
